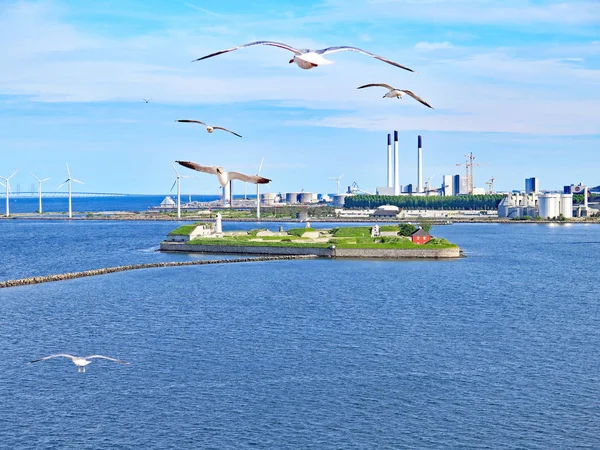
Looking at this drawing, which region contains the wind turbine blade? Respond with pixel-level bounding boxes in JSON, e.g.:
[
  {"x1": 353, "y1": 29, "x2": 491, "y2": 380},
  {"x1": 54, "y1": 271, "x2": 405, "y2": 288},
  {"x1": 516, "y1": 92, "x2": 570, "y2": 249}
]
[
  {"x1": 170, "y1": 180, "x2": 177, "y2": 192},
  {"x1": 0, "y1": 181, "x2": 5, "y2": 188},
  {"x1": 31, "y1": 172, "x2": 41, "y2": 182},
  {"x1": 339, "y1": 174, "x2": 344, "y2": 180},
  {"x1": 257, "y1": 157, "x2": 264, "y2": 175},
  {"x1": 182, "y1": 175, "x2": 194, "y2": 179},
  {"x1": 41, "y1": 177, "x2": 51, "y2": 182},
  {"x1": 66, "y1": 163, "x2": 71, "y2": 178},
  {"x1": 171, "y1": 162, "x2": 180, "y2": 177},
  {"x1": 57, "y1": 181, "x2": 68, "y2": 190},
  {"x1": 8, "y1": 170, "x2": 18, "y2": 180},
  {"x1": 71, "y1": 179, "x2": 84, "y2": 184}
]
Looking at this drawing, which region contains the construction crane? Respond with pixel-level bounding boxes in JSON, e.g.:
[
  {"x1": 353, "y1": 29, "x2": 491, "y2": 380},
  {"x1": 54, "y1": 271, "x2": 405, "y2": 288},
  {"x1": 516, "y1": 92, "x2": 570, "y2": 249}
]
[
  {"x1": 456, "y1": 152, "x2": 486, "y2": 195},
  {"x1": 485, "y1": 177, "x2": 495, "y2": 194},
  {"x1": 424, "y1": 174, "x2": 438, "y2": 196}
]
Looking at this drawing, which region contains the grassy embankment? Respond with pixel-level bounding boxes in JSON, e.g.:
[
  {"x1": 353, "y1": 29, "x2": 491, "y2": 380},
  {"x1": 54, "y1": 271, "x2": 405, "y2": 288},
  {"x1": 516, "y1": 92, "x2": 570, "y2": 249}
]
[{"x1": 170, "y1": 224, "x2": 457, "y2": 249}]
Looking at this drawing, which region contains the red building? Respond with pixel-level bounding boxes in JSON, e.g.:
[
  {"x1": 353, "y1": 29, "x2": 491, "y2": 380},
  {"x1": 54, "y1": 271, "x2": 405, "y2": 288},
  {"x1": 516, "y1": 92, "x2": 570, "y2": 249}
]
[{"x1": 411, "y1": 228, "x2": 431, "y2": 245}]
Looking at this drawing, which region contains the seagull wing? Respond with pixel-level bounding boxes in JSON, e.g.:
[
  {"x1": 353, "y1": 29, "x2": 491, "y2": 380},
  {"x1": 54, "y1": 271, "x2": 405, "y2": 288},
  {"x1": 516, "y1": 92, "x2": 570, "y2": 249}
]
[
  {"x1": 228, "y1": 171, "x2": 271, "y2": 184},
  {"x1": 357, "y1": 83, "x2": 396, "y2": 90},
  {"x1": 176, "y1": 161, "x2": 218, "y2": 175},
  {"x1": 176, "y1": 119, "x2": 207, "y2": 126},
  {"x1": 29, "y1": 354, "x2": 76, "y2": 364},
  {"x1": 212, "y1": 126, "x2": 242, "y2": 138},
  {"x1": 86, "y1": 355, "x2": 130, "y2": 365},
  {"x1": 192, "y1": 41, "x2": 301, "y2": 62},
  {"x1": 399, "y1": 90, "x2": 434, "y2": 109},
  {"x1": 317, "y1": 46, "x2": 415, "y2": 72}
]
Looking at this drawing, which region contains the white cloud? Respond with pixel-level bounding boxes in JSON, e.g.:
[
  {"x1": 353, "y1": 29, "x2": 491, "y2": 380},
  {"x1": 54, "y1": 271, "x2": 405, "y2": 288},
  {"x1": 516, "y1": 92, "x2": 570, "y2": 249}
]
[{"x1": 415, "y1": 41, "x2": 454, "y2": 51}]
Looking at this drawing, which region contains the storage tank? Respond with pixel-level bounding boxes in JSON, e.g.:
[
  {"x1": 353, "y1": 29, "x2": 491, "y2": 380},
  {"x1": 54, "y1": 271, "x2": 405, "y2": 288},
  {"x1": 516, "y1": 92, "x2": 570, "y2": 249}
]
[
  {"x1": 538, "y1": 194, "x2": 560, "y2": 219},
  {"x1": 261, "y1": 192, "x2": 277, "y2": 205},
  {"x1": 285, "y1": 192, "x2": 300, "y2": 204},
  {"x1": 332, "y1": 194, "x2": 349, "y2": 207},
  {"x1": 560, "y1": 194, "x2": 573, "y2": 218},
  {"x1": 299, "y1": 192, "x2": 315, "y2": 204}
]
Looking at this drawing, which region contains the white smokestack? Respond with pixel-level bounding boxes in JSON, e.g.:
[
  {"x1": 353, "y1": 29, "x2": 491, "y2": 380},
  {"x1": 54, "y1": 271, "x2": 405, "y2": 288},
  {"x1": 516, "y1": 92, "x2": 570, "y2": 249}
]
[
  {"x1": 417, "y1": 135, "x2": 423, "y2": 193},
  {"x1": 393, "y1": 131, "x2": 400, "y2": 195},
  {"x1": 387, "y1": 134, "x2": 392, "y2": 187}
]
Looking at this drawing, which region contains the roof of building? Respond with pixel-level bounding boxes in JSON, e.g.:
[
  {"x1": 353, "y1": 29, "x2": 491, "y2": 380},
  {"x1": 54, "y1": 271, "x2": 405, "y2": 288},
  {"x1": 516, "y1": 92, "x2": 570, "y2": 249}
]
[
  {"x1": 377, "y1": 204, "x2": 400, "y2": 211},
  {"x1": 411, "y1": 228, "x2": 431, "y2": 237},
  {"x1": 160, "y1": 196, "x2": 176, "y2": 206}
]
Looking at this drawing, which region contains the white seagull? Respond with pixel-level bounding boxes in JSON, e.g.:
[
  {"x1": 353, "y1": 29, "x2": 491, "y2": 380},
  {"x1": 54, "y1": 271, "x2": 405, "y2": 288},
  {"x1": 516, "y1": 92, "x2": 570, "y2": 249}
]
[
  {"x1": 176, "y1": 161, "x2": 271, "y2": 186},
  {"x1": 192, "y1": 41, "x2": 415, "y2": 72},
  {"x1": 176, "y1": 119, "x2": 242, "y2": 138},
  {"x1": 29, "y1": 354, "x2": 131, "y2": 373},
  {"x1": 357, "y1": 83, "x2": 434, "y2": 109}
]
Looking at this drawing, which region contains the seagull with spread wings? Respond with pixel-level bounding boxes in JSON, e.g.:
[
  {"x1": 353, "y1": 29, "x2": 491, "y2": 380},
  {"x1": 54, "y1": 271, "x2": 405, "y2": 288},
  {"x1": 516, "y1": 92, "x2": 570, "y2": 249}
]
[
  {"x1": 176, "y1": 161, "x2": 271, "y2": 186},
  {"x1": 192, "y1": 41, "x2": 414, "y2": 72},
  {"x1": 357, "y1": 83, "x2": 434, "y2": 109},
  {"x1": 176, "y1": 119, "x2": 242, "y2": 138},
  {"x1": 29, "y1": 354, "x2": 130, "y2": 373}
]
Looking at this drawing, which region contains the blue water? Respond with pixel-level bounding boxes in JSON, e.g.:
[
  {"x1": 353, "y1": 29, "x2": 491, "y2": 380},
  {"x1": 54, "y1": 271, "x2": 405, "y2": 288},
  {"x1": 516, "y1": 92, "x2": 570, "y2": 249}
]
[
  {"x1": 0, "y1": 194, "x2": 255, "y2": 214},
  {"x1": 1, "y1": 220, "x2": 599, "y2": 449}
]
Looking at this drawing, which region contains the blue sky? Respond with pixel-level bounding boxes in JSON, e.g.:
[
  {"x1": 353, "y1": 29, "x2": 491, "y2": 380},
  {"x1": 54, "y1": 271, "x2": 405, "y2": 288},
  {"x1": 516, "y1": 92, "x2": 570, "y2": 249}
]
[{"x1": 0, "y1": 0, "x2": 599, "y2": 195}]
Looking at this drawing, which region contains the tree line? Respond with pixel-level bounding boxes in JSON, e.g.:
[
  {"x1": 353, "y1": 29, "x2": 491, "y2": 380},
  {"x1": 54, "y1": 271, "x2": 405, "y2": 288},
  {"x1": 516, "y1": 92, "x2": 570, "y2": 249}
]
[{"x1": 345, "y1": 194, "x2": 504, "y2": 210}]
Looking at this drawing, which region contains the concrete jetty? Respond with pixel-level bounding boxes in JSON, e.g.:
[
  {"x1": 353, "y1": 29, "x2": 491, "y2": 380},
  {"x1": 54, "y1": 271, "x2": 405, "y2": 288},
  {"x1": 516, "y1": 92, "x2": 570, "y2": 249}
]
[{"x1": 0, "y1": 255, "x2": 317, "y2": 289}]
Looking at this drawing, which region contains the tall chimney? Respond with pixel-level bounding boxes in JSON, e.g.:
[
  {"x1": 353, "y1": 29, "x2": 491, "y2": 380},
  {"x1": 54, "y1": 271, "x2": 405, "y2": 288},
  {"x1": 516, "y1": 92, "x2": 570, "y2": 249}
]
[
  {"x1": 393, "y1": 131, "x2": 400, "y2": 195},
  {"x1": 387, "y1": 134, "x2": 392, "y2": 187},
  {"x1": 417, "y1": 135, "x2": 423, "y2": 193}
]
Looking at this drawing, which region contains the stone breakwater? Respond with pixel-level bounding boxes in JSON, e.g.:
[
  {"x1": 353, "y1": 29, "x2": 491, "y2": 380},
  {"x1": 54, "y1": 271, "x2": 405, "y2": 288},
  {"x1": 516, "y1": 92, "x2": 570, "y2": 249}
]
[{"x1": 0, "y1": 255, "x2": 318, "y2": 289}]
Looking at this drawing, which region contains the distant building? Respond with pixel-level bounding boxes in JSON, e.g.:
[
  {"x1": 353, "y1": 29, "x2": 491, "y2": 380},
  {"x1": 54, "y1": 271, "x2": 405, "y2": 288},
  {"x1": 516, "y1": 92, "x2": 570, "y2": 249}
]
[
  {"x1": 411, "y1": 228, "x2": 431, "y2": 245},
  {"x1": 372, "y1": 205, "x2": 400, "y2": 218},
  {"x1": 442, "y1": 175, "x2": 455, "y2": 196},
  {"x1": 376, "y1": 186, "x2": 395, "y2": 196},
  {"x1": 472, "y1": 187, "x2": 486, "y2": 195},
  {"x1": 497, "y1": 193, "x2": 538, "y2": 218},
  {"x1": 525, "y1": 177, "x2": 540, "y2": 194},
  {"x1": 454, "y1": 174, "x2": 469, "y2": 195},
  {"x1": 403, "y1": 184, "x2": 413, "y2": 194}
]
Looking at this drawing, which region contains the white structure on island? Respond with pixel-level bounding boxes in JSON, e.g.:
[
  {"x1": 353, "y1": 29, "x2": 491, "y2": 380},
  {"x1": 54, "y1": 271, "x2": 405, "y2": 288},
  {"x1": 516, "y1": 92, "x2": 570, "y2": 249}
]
[
  {"x1": 166, "y1": 214, "x2": 224, "y2": 242},
  {"x1": 498, "y1": 192, "x2": 573, "y2": 219}
]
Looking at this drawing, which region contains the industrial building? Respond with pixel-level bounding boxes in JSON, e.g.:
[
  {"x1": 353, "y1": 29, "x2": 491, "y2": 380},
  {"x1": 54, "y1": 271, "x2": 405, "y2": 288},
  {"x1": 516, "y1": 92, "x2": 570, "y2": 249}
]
[
  {"x1": 525, "y1": 177, "x2": 540, "y2": 194},
  {"x1": 497, "y1": 192, "x2": 574, "y2": 219}
]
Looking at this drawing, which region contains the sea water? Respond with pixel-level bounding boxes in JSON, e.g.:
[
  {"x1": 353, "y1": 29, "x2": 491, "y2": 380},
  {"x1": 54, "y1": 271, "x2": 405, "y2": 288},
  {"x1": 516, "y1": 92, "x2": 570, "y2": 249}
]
[{"x1": 0, "y1": 221, "x2": 599, "y2": 448}]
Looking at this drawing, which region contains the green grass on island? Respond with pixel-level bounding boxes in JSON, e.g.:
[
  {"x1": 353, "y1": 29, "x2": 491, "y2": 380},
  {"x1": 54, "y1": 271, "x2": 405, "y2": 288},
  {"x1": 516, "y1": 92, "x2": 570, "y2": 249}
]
[{"x1": 167, "y1": 224, "x2": 457, "y2": 250}]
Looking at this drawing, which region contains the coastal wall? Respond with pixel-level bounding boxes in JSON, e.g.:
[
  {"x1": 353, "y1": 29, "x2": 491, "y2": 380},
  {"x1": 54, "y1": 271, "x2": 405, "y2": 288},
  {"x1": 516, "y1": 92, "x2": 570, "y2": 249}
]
[{"x1": 160, "y1": 242, "x2": 461, "y2": 259}]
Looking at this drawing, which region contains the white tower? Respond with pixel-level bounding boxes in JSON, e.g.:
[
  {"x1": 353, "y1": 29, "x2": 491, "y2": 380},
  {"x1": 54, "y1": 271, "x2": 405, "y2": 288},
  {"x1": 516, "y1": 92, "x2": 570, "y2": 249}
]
[
  {"x1": 387, "y1": 134, "x2": 392, "y2": 188},
  {"x1": 256, "y1": 157, "x2": 264, "y2": 219},
  {"x1": 393, "y1": 131, "x2": 400, "y2": 195},
  {"x1": 57, "y1": 164, "x2": 83, "y2": 219},
  {"x1": 417, "y1": 135, "x2": 423, "y2": 193}
]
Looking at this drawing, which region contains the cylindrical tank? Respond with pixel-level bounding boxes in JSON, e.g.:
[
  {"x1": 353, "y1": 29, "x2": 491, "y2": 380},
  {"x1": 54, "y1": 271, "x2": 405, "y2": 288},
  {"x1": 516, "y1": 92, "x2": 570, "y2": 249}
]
[
  {"x1": 333, "y1": 194, "x2": 349, "y2": 207},
  {"x1": 285, "y1": 192, "x2": 300, "y2": 204},
  {"x1": 261, "y1": 193, "x2": 277, "y2": 205},
  {"x1": 299, "y1": 192, "x2": 315, "y2": 204},
  {"x1": 560, "y1": 194, "x2": 573, "y2": 218},
  {"x1": 538, "y1": 194, "x2": 560, "y2": 219},
  {"x1": 507, "y1": 207, "x2": 522, "y2": 219}
]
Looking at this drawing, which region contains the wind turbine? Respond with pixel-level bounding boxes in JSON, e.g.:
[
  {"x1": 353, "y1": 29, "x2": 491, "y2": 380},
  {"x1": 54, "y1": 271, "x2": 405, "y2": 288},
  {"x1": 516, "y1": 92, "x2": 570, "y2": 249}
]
[
  {"x1": 57, "y1": 164, "x2": 84, "y2": 219},
  {"x1": 329, "y1": 173, "x2": 344, "y2": 195},
  {"x1": 171, "y1": 162, "x2": 193, "y2": 219},
  {"x1": 31, "y1": 173, "x2": 51, "y2": 214},
  {"x1": 256, "y1": 157, "x2": 264, "y2": 219},
  {"x1": 0, "y1": 170, "x2": 18, "y2": 217}
]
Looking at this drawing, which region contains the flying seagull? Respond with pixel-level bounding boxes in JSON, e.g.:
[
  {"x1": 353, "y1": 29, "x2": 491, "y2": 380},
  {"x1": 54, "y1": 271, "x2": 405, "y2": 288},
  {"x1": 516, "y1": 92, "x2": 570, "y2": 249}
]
[
  {"x1": 143, "y1": 98, "x2": 151, "y2": 103},
  {"x1": 176, "y1": 161, "x2": 271, "y2": 186},
  {"x1": 29, "y1": 354, "x2": 130, "y2": 373},
  {"x1": 176, "y1": 119, "x2": 242, "y2": 138},
  {"x1": 192, "y1": 41, "x2": 414, "y2": 72},
  {"x1": 357, "y1": 84, "x2": 434, "y2": 109}
]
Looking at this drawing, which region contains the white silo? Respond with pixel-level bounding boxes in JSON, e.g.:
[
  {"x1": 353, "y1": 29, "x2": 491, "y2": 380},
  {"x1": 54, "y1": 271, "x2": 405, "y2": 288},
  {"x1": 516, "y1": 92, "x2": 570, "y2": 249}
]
[
  {"x1": 560, "y1": 194, "x2": 573, "y2": 218},
  {"x1": 261, "y1": 192, "x2": 277, "y2": 205},
  {"x1": 333, "y1": 194, "x2": 349, "y2": 207},
  {"x1": 538, "y1": 194, "x2": 560, "y2": 219}
]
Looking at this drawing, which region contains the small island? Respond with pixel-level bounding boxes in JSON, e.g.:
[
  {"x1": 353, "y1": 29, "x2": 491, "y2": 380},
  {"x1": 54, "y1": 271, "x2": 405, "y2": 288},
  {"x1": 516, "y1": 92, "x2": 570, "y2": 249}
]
[{"x1": 160, "y1": 216, "x2": 460, "y2": 259}]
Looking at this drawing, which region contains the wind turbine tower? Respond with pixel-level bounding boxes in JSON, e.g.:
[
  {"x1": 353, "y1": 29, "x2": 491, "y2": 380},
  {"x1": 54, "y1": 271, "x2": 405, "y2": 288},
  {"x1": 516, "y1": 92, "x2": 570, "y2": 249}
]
[
  {"x1": 171, "y1": 162, "x2": 193, "y2": 219},
  {"x1": 329, "y1": 173, "x2": 344, "y2": 195},
  {"x1": 31, "y1": 173, "x2": 51, "y2": 214},
  {"x1": 57, "y1": 164, "x2": 84, "y2": 219},
  {"x1": 0, "y1": 170, "x2": 18, "y2": 217},
  {"x1": 256, "y1": 157, "x2": 264, "y2": 219}
]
